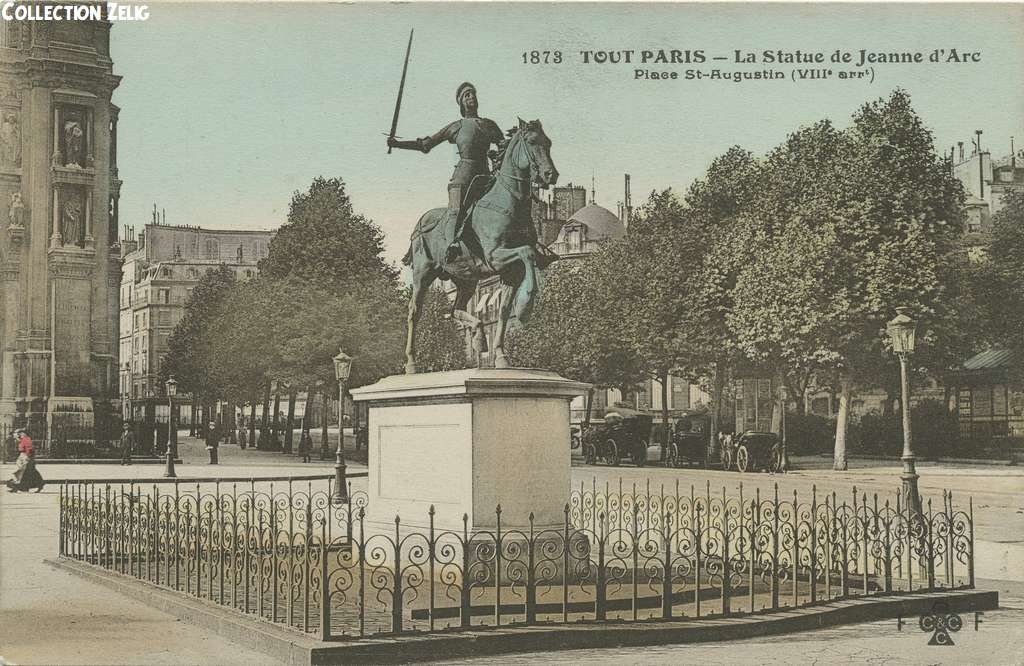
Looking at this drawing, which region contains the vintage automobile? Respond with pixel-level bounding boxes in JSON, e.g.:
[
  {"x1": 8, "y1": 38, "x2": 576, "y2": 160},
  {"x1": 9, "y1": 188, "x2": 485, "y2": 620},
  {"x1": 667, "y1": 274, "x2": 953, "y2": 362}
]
[
  {"x1": 724, "y1": 430, "x2": 782, "y2": 473},
  {"x1": 665, "y1": 411, "x2": 712, "y2": 468},
  {"x1": 582, "y1": 411, "x2": 656, "y2": 467}
]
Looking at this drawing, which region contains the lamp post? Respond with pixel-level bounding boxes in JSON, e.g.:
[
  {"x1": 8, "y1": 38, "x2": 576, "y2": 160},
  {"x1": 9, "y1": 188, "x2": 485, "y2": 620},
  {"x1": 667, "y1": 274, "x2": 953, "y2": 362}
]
[
  {"x1": 887, "y1": 307, "x2": 921, "y2": 519},
  {"x1": 164, "y1": 376, "x2": 178, "y2": 478},
  {"x1": 332, "y1": 350, "x2": 353, "y2": 504}
]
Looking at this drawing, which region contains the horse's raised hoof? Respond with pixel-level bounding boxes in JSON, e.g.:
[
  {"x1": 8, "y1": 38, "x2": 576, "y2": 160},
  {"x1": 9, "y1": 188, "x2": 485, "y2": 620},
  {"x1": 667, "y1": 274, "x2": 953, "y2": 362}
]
[
  {"x1": 405, "y1": 360, "x2": 417, "y2": 375},
  {"x1": 493, "y1": 352, "x2": 509, "y2": 369}
]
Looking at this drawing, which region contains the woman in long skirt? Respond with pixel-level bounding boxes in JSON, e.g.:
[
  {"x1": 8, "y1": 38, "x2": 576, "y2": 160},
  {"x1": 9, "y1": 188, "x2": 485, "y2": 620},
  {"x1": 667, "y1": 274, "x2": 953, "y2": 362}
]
[{"x1": 7, "y1": 429, "x2": 44, "y2": 493}]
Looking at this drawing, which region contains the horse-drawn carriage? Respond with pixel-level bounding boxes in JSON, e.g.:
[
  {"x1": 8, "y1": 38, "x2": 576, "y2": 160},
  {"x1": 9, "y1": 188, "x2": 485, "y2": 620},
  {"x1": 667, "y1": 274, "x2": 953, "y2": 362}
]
[
  {"x1": 665, "y1": 411, "x2": 712, "y2": 468},
  {"x1": 582, "y1": 411, "x2": 655, "y2": 467},
  {"x1": 720, "y1": 431, "x2": 782, "y2": 473}
]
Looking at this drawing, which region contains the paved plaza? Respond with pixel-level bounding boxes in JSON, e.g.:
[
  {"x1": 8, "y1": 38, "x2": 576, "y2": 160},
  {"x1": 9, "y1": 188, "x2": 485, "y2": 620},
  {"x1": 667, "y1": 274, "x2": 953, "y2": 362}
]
[{"x1": 1, "y1": 438, "x2": 1022, "y2": 664}]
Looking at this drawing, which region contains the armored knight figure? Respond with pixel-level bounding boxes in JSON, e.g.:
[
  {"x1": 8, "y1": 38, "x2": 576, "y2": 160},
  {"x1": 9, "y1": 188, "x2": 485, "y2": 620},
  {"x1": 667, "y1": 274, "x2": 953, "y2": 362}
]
[{"x1": 387, "y1": 82, "x2": 505, "y2": 261}]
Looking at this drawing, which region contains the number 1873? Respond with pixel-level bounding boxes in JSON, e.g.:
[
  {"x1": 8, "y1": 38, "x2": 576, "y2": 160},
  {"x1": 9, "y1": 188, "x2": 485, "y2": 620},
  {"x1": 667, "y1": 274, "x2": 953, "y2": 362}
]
[{"x1": 522, "y1": 51, "x2": 563, "y2": 64}]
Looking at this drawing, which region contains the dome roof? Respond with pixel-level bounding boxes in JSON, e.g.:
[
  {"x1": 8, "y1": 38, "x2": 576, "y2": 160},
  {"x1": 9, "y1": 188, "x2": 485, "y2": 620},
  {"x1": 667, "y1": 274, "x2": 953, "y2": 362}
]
[{"x1": 558, "y1": 203, "x2": 625, "y2": 242}]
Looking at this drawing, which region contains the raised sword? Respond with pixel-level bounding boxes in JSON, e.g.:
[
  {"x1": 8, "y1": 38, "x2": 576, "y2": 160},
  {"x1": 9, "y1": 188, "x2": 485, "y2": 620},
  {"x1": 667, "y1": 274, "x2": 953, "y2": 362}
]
[{"x1": 387, "y1": 29, "x2": 414, "y2": 154}]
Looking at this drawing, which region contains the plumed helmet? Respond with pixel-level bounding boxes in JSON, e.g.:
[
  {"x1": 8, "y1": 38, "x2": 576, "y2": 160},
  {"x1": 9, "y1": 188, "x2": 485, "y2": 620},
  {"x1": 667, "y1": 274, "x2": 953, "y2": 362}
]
[{"x1": 455, "y1": 82, "x2": 476, "y2": 104}]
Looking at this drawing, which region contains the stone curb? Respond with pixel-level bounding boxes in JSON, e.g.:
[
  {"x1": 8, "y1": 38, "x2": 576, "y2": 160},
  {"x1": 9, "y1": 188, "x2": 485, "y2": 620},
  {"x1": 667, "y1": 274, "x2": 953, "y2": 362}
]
[
  {"x1": 816, "y1": 453, "x2": 1014, "y2": 466},
  {"x1": 46, "y1": 558, "x2": 317, "y2": 666},
  {"x1": 47, "y1": 557, "x2": 998, "y2": 665}
]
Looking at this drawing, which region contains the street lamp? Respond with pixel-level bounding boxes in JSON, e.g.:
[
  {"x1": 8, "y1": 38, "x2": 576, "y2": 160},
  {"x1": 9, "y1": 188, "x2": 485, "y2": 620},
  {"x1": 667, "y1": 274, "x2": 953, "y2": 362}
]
[
  {"x1": 164, "y1": 376, "x2": 178, "y2": 478},
  {"x1": 886, "y1": 307, "x2": 920, "y2": 519},
  {"x1": 332, "y1": 350, "x2": 353, "y2": 504}
]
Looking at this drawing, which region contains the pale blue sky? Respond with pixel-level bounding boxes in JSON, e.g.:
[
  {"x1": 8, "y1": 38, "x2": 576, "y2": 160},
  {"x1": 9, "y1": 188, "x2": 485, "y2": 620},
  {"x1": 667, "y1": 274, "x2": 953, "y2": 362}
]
[{"x1": 110, "y1": 2, "x2": 1024, "y2": 264}]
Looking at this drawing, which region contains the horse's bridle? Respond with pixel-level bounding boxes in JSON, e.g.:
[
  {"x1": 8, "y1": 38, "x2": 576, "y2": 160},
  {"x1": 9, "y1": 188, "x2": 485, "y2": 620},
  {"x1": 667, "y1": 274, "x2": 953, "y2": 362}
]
[{"x1": 497, "y1": 128, "x2": 546, "y2": 201}]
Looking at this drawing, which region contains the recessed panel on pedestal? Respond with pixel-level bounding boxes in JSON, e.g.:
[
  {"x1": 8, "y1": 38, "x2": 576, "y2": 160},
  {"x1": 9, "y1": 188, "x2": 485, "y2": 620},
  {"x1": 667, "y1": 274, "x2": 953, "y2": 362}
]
[{"x1": 53, "y1": 279, "x2": 92, "y2": 396}]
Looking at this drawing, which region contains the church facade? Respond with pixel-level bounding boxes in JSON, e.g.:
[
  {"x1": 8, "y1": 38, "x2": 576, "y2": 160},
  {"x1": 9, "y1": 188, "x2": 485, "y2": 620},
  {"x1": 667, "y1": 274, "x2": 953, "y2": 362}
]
[{"x1": 0, "y1": 17, "x2": 122, "y2": 448}]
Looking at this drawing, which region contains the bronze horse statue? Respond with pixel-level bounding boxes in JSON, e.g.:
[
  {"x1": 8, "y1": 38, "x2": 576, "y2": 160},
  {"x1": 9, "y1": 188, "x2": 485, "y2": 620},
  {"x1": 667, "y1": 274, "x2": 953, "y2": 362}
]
[{"x1": 402, "y1": 118, "x2": 559, "y2": 373}]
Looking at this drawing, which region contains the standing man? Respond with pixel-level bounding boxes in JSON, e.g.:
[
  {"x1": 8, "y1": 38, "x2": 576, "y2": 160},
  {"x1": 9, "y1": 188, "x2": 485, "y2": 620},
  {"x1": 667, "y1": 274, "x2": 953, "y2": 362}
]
[
  {"x1": 119, "y1": 423, "x2": 135, "y2": 466},
  {"x1": 387, "y1": 82, "x2": 505, "y2": 262},
  {"x1": 205, "y1": 420, "x2": 219, "y2": 465}
]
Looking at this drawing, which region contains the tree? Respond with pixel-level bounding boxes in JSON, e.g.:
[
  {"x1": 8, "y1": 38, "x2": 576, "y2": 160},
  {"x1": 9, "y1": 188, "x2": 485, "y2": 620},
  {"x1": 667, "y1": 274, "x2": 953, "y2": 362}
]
[
  {"x1": 605, "y1": 190, "x2": 710, "y2": 446},
  {"x1": 162, "y1": 265, "x2": 239, "y2": 405},
  {"x1": 691, "y1": 91, "x2": 966, "y2": 470},
  {"x1": 975, "y1": 189, "x2": 1024, "y2": 378},
  {"x1": 260, "y1": 177, "x2": 398, "y2": 288},
  {"x1": 506, "y1": 260, "x2": 646, "y2": 423},
  {"x1": 685, "y1": 147, "x2": 765, "y2": 434},
  {"x1": 410, "y1": 286, "x2": 469, "y2": 374},
  {"x1": 824, "y1": 90, "x2": 965, "y2": 468}
]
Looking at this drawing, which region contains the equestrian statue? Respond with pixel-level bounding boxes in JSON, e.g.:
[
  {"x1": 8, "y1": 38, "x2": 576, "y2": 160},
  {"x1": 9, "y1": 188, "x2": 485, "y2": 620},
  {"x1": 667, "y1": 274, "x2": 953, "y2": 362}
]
[{"x1": 388, "y1": 71, "x2": 559, "y2": 372}]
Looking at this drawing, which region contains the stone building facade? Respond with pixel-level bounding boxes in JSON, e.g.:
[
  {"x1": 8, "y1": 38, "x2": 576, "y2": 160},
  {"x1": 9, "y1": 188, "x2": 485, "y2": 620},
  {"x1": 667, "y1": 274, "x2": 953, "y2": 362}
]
[
  {"x1": 1, "y1": 15, "x2": 122, "y2": 445},
  {"x1": 118, "y1": 222, "x2": 274, "y2": 423},
  {"x1": 952, "y1": 144, "x2": 1024, "y2": 260}
]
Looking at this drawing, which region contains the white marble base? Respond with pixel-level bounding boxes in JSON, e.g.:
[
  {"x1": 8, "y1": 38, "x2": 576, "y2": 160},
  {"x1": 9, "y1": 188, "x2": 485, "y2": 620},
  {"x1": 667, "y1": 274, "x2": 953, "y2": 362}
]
[{"x1": 351, "y1": 368, "x2": 589, "y2": 537}]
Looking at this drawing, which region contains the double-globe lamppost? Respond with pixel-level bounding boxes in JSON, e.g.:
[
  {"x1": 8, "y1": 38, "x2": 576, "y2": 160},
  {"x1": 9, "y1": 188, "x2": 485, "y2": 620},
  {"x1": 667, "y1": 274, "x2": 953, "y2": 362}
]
[
  {"x1": 164, "y1": 376, "x2": 178, "y2": 478},
  {"x1": 332, "y1": 350, "x2": 352, "y2": 504},
  {"x1": 886, "y1": 307, "x2": 921, "y2": 520}
]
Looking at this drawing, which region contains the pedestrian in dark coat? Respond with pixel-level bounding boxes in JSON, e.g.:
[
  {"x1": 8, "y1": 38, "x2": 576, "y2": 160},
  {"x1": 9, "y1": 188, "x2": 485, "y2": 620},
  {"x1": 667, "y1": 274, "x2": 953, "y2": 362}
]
[
  {"x1": 298, "y1": 429, "x2": 312, "y2": 463},
  {"x1": 119, "y1": 423, "x2": 135, "y2": 465},
  {"x1": 205, "y1": 421, "x2": 219, "y2": 465}
]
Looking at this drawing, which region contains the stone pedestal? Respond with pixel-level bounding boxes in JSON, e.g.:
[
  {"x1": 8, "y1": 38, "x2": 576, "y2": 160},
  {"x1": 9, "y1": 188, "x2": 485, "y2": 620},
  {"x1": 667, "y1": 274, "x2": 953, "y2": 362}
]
[{"x1": 351, "y1": 368, "x2": 589, "y2": 537}]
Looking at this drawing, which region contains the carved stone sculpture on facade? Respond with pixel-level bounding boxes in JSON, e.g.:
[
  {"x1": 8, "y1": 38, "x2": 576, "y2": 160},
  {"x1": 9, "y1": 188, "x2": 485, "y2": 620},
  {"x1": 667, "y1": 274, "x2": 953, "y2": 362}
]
[
  {"x1": 8, "y1": 191, "x2": 25, "y2": 228},
  {"x1": 62, "y1": 200, "x2": 82, "y2": 246},
  {"x1": 0, "y1": 111, "x2": 20, "y2": 167},
  {"x1": 64, "y1": 121, "x2": 84, "y2": 167},
  {"x1": 7, "y1": 191, "x2": 25, "y2": 245}
]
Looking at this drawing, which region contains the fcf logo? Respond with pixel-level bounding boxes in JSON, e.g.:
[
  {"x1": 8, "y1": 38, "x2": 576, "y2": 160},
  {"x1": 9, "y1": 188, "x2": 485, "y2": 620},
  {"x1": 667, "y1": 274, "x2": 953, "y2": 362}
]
[{"x1": 898, "y1": 601, "x2": 982, "y2": 645}]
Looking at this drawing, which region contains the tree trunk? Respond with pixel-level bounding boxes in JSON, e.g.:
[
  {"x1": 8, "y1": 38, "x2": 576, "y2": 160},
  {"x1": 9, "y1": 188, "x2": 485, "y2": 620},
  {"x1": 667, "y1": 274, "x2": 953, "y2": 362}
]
[
  {"x1": 772, "y1": 371, "x2": 788, "y2": 471},
  {"x1": 659, "y1": 369, "x2": 670, "y2": 449},
  {"x1": 271, "y1": 389, "x2": 282, "y2": 450},
  {"x1": 770, "y1": 378, "x2": 783, "y2": 436},
  {"x1": 710, "y1": 362, "x2": 726, "y2": 437},
  {"x1": 248, "y1": 398, "x2": 257, "y2": 446},
  {"x1": 259, "y1": 384, "x2": 271, "y2": 450},
  {"x1": 584, "y1": 388, "x2": 594, "y2": 427},
  {"x1": 226, "y1": 401, "x2": 237, "y2": 444},
  {"x1": 353, "y1": 400, "x2": 363, "y2": 451},
  {"x1": 189, "y1": 397, "x2": 198, "y2": 436},
  {"x1": 284, "y1": 389, "x2": 297, "y2": 453},
  {"x1": 833, "y1": 375, "x2": 850, "y2": 471},
  {"x1": 320, "y1": 391, "x2": 329, "y2": 460}
]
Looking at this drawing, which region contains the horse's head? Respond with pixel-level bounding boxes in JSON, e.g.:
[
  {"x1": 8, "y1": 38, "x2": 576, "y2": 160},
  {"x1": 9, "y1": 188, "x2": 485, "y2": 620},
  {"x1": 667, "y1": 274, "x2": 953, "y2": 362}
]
[{"x1": 507, "y1": 118, "x2": 558, "y2": 189}]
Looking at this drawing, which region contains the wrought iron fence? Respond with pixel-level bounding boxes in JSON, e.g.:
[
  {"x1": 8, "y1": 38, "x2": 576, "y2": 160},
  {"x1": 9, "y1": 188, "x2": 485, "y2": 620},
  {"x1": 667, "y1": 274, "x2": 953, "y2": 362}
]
[{"x1": 58, "y1": 477, "x2": 973, "y2": 641}]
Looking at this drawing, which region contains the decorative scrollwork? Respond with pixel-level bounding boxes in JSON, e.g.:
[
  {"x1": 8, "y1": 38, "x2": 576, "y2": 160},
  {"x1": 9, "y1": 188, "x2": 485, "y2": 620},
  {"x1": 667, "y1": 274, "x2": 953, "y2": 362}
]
[{"x1": 57, "y1": 477, "x2": 977, "y2": 640}]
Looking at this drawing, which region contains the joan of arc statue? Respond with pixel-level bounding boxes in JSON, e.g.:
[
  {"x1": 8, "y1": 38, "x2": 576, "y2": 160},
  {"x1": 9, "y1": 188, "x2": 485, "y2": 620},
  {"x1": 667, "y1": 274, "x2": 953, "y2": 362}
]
[{"x1": 387, "y1": 82, "x2": 505, "y2": 261}]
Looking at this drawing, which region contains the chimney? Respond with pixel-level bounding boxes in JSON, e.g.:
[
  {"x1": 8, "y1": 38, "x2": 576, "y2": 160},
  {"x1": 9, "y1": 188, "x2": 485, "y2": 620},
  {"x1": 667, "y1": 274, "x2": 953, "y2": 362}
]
[
  {"x1": 624, "y1": 173, "x2": 632, "y2": 227},
  {"x1": 976, "y1": 130, "x2": 985, "y2": 199}
]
